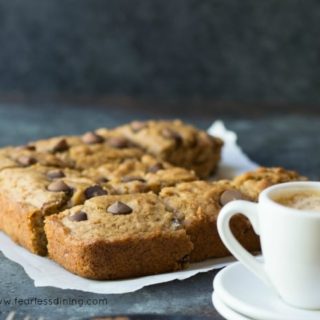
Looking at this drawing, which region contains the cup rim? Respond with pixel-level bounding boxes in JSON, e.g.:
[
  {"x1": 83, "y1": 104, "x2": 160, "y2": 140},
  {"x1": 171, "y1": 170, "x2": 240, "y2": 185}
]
[{"x1": 259, "y1": 181, "x2": 320, "y2": 217}]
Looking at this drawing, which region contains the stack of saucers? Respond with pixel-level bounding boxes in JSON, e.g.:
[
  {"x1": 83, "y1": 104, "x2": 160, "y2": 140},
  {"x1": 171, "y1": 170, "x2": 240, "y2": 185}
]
[{"x1": 212, "y1": 261, "x2": 320, "y2": 320}]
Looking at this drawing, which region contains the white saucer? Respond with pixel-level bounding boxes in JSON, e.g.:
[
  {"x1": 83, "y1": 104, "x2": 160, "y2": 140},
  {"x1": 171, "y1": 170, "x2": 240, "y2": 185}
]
[
  {"x1": 212, "y1": 291, "x2": 255, "y2": 320},
  {"x1": 213, "y1": 261, "x2": 320, "y2": 320}
]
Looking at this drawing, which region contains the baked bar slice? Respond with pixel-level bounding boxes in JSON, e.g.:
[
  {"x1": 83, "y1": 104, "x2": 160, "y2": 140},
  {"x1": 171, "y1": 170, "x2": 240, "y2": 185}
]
[
  {"x1": 160, "y1": 167, "x2": 307, "y2": 262},
  {"x1": 57, "y1": 143, "x2": 143, "y2": 170},
  {"x1": 232, "y1": 167, "x2": 307, "y2": 201},
  {"x1": 83, "y1": 155, "x2": 197, "y2": 194},
  {"x1": 29, "y1": 135, "x2": 82, "y2": 153},
  {"x1": 0, "y1": 146, "x2": 69, "y2": 171},
  {"x1": 32, "y1": 131, "x2": 139, "y2": 153},
  {"x1": 160, "y1": 180, "x2": 259, "y2": 262},
  {"x1": 30, "y1": 132, "x2": 143, "y2": 170},
  {"x1": 0, "y1": 165, "x2": 110, "y2": 255},
  {"x1": 45, "y1": 193, "x2": 193, "y2": 280},
  {"x1": 100, "y1": 120, "x2": 223, "y2": 178},
  {"x1": 86, "y1": 128, "x2": 139, "y2": 149}
]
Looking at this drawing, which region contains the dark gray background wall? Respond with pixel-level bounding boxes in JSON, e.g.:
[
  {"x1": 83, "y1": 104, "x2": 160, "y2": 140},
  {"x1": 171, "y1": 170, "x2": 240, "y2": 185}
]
[{"x1": 0, "y1": 0, "x2": 320, "y2": 114}]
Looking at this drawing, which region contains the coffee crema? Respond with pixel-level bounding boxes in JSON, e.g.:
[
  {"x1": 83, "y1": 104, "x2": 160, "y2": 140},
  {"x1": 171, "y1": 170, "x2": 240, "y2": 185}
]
[{"x1": 274, "y1": 190, "x2": 320, "y2": 212}]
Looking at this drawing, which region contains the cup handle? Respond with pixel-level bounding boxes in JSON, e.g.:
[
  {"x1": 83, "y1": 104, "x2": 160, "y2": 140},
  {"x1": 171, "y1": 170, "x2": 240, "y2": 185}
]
[{"x1": 217, "y1": 200, "x2": 270, "y2": 286}]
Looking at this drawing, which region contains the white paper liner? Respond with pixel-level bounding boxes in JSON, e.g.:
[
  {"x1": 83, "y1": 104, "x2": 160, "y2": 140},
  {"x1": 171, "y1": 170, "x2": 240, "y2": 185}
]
[
  {"x1": 0, "y1": 121, "x2": 259, "y2": 294},
  {"x1": 208, "y1": 120, "x2": 259, "y2": 180}
]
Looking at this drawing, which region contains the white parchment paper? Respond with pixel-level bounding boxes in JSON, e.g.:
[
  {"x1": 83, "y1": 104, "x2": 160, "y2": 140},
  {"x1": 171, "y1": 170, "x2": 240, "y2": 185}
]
[
  {"x1": 208, "y1": 120, "x2": 258, "y2": 180},
  {"x1": 0, "y1": 121, "x2": 259, "y2": 294}
]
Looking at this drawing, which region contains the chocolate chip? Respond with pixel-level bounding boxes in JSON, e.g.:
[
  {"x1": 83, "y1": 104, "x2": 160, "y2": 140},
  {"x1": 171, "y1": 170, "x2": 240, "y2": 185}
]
[
  {"x1": 69, "y1": 211, "x2": 88, "y2": 222},
  {"x1": 17, "y1": 144, "x2": 36, "y2": 151},
  {"x1": 107, "y1": 137, "x2": 129, "y2": 149},
  {"x1": 189, "y1": 135, "x2": 198, "y2": 148},
  {"x1": 121, "y1": 176, "x2": 146, "y2": 183},
  {"x1": 178, "y1": 255, "x2": 190, "y2": 265},
  {"x1": 28, "y1": 145, "x2": 36, "y2": 151},
  {"x1": 161, "y1": 128, "x2": 183, "y2": 145},
  {"x1": 46, "y1": 169, "x2": 65, "y2": 180},
  {"x1": 148, "y1": 162, "x2": 164, "y2": 173},
  {"x1": 107, "y1": 201, "x2": 133, "y2": 215},
  {"x1": 47, "y1": 180, "x2": 72, "y2": 193},
  {"x1": 52, "y1": 139, "x2": 69, "y2": 153},
  {"x1": 17, "y1": 155, "x2": 37, "y2": 166},
  {"x1": 84, "y1": 185, "x2": 108, "y2": 199},
  {"x1": 219, "y1": 189, "x2": 246, "y2": 206},
  {"x1": 82, "y1": 132, "x2": 104, "y2": 144},
  {"x1": 97, "y1": 177, "x2": 109, "y2": 183},
  {"x1": 131, "y1": 121, "x2": 147, "y2": 132}
]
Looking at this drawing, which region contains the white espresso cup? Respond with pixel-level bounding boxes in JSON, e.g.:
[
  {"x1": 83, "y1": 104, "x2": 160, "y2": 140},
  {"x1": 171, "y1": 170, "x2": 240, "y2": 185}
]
[{"x1": 217, "y1": 181, "x2": 320, "y2": 309}]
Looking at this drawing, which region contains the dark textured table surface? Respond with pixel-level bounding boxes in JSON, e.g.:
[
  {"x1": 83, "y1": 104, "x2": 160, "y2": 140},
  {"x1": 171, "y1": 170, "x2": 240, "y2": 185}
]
[{"x1": 0, "y1": 103, "x2": 319, "y2": 320}]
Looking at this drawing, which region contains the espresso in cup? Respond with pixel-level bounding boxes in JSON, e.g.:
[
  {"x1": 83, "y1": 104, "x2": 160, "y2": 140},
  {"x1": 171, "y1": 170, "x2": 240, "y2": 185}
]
[
  {"x1": 217, "y1": 181, "x2": 320, "y2": 309},
  {"x1": 274, "y1": 189, "x2": 320, "y2": 212}
]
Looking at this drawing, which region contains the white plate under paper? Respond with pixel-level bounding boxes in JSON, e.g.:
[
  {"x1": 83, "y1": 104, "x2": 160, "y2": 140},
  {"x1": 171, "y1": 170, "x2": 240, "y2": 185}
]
[{"x1": 0, "y1": 121, "x2": 259, "y2": 294}]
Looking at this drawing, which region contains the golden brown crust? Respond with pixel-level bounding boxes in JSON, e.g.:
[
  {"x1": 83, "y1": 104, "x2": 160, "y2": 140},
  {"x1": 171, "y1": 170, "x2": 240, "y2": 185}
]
[
  {"x1": 58, "y1": 143, "x2": 143, "y2": 170},
  {"x1": 0, "y1": 192, "x2": 45, "y2": 254},
  {"x1": 160, "y1": 180, "x2": 260, "y2": 262},
  {"x1": 45, "y1": 194, "x2": 193, "y2": 279},
  {"x1": 84, "y1": 155, "x2": 197, "y2": 194},
  {"x1": 30, "y1": 135, "x2": 82, "y2": 153},
  {"x1": 232, "y1": 167, "x2": 307, "y2": 201},
  {"x1": 0, "y1": 146, "x2": 70, "y2": 171},
  {"x1": 113, "y1": 120, "x2": 223, "y2": 178},
  {"x1": 46, "y1": 223, "x2": 192, "y2": 280},
  {"x1": 0, "y1": 165, "x2": 108, "y2": 255}
]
